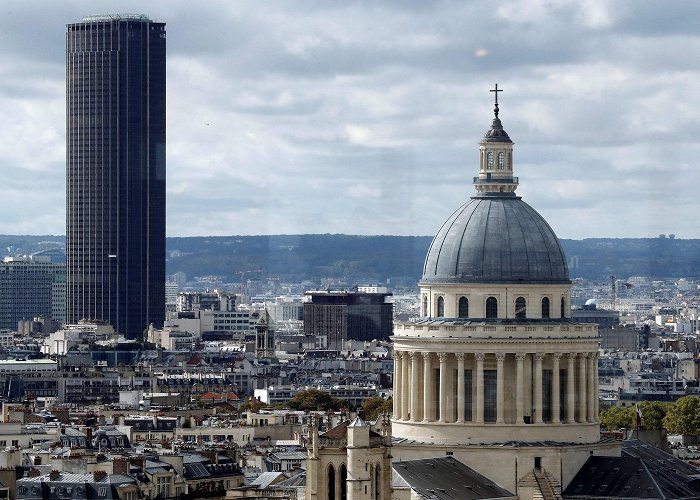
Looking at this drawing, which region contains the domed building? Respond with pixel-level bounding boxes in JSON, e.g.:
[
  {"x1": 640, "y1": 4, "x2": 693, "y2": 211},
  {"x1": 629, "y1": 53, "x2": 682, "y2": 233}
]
[{"x1": 390, "y1": 88, "x2": 620, "y2": 495}]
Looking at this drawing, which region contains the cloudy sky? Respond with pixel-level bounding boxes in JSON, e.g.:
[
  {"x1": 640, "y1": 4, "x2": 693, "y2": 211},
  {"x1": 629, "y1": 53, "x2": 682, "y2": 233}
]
[{"x1": 1, "y1": 0, "x2": 699, "y2": 239}]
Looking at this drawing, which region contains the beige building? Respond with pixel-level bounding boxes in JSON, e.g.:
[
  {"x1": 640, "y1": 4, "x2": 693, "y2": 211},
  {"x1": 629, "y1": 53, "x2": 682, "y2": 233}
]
[{"x1": 388, "y1": 90, "x2": 620, "y2": 496}]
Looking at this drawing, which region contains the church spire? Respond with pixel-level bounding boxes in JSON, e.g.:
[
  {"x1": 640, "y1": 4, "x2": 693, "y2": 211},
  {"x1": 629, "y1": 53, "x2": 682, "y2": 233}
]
[{"x1": 474, "y1": 84, "x2": 518, "y2": 196}]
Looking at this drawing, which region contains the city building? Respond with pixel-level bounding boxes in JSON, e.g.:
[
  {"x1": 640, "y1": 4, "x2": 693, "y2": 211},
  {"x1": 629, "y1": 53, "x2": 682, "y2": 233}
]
[
  {"x1": 177, "y1": 291, "x2": 236, "y2": 313},
  {"x1": 66, "y1": 14, "x2": 166, "y2": 339},
  {"x1": 0, "y1": 256, "x2": 65, "y2": 330},
  {"x1": 303, "y1": 291, "x2": 393, "y2": 350}
]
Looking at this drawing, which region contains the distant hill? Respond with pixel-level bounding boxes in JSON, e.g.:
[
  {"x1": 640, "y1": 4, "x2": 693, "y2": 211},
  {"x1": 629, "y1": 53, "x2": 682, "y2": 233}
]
[{"x1": 1, "y1": 234, "x2": 699, "y2": 283}]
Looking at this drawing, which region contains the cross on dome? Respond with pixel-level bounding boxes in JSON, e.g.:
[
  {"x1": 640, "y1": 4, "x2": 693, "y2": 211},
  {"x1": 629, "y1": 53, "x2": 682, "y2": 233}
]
[{"x1": 490, "y1": 83, "x2": 503, "y2": 117}]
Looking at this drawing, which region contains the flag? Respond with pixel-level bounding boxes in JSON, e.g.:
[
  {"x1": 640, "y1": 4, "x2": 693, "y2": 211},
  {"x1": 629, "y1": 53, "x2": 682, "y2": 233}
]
[{"x1": 636, "y1": 404, "x2": 643, "y2": 427}]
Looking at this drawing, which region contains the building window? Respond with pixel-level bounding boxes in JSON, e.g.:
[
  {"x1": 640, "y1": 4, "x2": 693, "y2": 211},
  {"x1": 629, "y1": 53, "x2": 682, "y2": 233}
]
[
  {"x1": 436, "y1": 296, "x2": 444, "y2": 317},
  {"x1": 498, "y1": 152, "x2": 505, "y2": 169},
  {"x1": 486, "y1": 297, "x2": 498, "y2": 319},
  {"x1": 458, "y1": 297, "x2": 469, "y2": 318},
  {"x1": 328, "y1": 464, "x2": 336, "y2": 500},
  {"x1": 339, "y1": 464, "x2": 348, "y2": 500},
  {"x1": 515, "y1": 297, "x2": 526, "y2": 319},
  {"x1": 561, "y1": 296, "x2": 566, "y2": 318},
  {"x1": 484, "y1": 369, "x2": 497, "y2": 422},
  {"x1": 541, "y1": 297, "x2": 550, "y2": 318},
  {"x1": 487, "y1": 152, "x2": 494, "y2": 170}
]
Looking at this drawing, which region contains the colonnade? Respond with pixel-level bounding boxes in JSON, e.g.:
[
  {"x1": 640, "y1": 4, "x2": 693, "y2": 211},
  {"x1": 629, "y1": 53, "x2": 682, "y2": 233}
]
[{"x1": 392, "y1": 350, "x2": 599, "y2": 425}]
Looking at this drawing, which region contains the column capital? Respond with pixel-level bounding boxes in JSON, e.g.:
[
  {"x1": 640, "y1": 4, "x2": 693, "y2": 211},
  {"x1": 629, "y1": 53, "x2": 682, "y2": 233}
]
[
  {"x1": 567, "y1": 352, "x2": 578, "y2": 361},
  {"x1": 421, "y1": 352, "x2": 432, "y2": 363},
  {"x1": 437, "y1": 352, "x2": 448, "y2": 363},
  {"x1": 409, "y1": 351, "x2": 419, "y2": 361},
  {"x1": 579, "y1": 352, "x2": 589, "y2": 360},
  {"x1": 395, "y1": 350, "x2": 404, "y2": 360},
  {"x1": 534, "y1": 353, "x2": 545, "y2": 362},
  {"x1": 495, "y1": 352, "x2": 506, "y2": 362},
  {"x1": 551, "y1": 353, "x2": 562, "y2": 361},
  {"x1": 455, "y1": 352, "x2": 465, "y2": 362},
  {"x1": 475, "y1": 353, "x2": 485, "y2": 362},
  {"x1": 515, "y1": 352, "x2": 526, "y2": 361}
]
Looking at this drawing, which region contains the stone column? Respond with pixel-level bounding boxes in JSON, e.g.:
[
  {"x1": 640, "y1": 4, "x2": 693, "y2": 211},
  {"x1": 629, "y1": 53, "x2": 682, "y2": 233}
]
[
  {"x1": 587, "y1": 353, "x2": 596, "y2": 423},
  {"x1": 515, "y1": 353, "x2": 525, "y2": 424},
  {"x1": 534, "y1": 353, "x2": 544, "y2": 424},
  {"x1": 456, "y1": 353, "x2": 465, "y2": 423},
  {"x1": 422, "y1": 352, "x2": 433, "y2": 422},
  {"x1": 401, "y1": 351, "x2": 410, "y2": 421},
  {"x1": 551, "y1": 353, "x2": 561, "y2": 424},
  {"x1": 496, "y1": 352, "x2": 506, "y2": 424},
  {"x1": 566, "y1": 353, "x2": 576, "y2": 424},
  {"x1": 438, "y1": 353, "x2": 448, "y2": 422},
  {"x1": 594, "y1": 353, "x2": 600, "y2": 421},
  {"x1": 393, "y1": 351, "x2": 402, "y2": 418},
  {"x1": 475, "y1": 353, "x2": 485, "y2": 424},
  {"x1": 578, "y1": 353, "x2": 588, "y2": 423},
  {"x1": 410, "y1": 352, "x2": 421, "y2": 422}
]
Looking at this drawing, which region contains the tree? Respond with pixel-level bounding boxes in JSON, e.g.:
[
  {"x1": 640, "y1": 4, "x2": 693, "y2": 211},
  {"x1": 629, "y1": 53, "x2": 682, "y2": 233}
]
[
  {"x1": 599, "y1": 405, "x2": 633, "y2": 431},
  {"x1": 663, "y1": 396, "x2": 700, "y2": 436},
  {"x1": 286, "y1": 389, "x2": 344, "y2": 412},
  {"x1": 361, "y1": 396, "x2": 392, "y2": 420},
  {"x1": 637, "y1": 401, "x2": 668, "y2": 430}
]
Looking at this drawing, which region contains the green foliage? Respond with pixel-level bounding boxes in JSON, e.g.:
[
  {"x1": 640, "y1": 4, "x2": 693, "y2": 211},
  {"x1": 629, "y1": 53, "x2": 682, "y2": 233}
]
[
  {"x1": 599, "y1": 405, "x2": 634, "y2": 431},
  {"x1": 361, "y1": 396, "x2": 392, "y2": 420},
  {"x1": 637, "y1": 401, "x2": 668, "y2": 430},
  {"x1": 663, "y1": 396, "x2": 700, "y2": 435},
  {"x1": 285, "y1": 389, "x2": 345, "y2": 412}
]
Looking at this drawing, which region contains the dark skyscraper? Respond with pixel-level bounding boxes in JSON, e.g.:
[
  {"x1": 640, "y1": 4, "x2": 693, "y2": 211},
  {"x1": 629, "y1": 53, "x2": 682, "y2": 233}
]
[{"x1": 66, "y1": 14, "x2": 166, "y2": 339}]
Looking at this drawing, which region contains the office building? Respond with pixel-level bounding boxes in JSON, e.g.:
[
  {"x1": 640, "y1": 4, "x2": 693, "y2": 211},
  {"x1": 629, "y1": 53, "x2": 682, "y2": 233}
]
[
  {"x1": 66, "y1": 14, "x2": 166, "y2": 339},
  {"x1": 303, "y1": 291, "x2": 393, "y2": 350},
  {"x1": 0, "y1": 256, "x2": 65, "y2": 330}
]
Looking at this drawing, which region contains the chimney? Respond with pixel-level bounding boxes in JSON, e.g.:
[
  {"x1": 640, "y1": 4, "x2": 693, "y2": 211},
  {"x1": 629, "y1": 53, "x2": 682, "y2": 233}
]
[
  {"x1": 113, "y1": 458, "x2": 129, "y2": 475},
  {"x1": 26, "y1": 469, "x2": 40, "y2": 478},
  {"x1": 85, "y1": 427, "x2": 93, "y2": 443},
  {"x1": 93, "y1": 470, "x2": 107, "y2": 481},
  {"x1": 50, "y1": 470, "x2": 60, "y2": 480}
]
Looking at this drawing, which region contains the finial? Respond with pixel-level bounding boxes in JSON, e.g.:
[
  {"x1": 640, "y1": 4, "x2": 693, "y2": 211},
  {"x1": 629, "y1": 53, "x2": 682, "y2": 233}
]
[{"x1": 490, "y1": 83, "x2": 503, "y2": 118}]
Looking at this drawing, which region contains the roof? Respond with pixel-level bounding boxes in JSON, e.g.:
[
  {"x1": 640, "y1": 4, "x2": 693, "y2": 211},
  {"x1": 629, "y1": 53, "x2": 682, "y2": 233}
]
[
  {"x1": 251, "y1": 472, "x2": 285, "y2": 489},
  {"x1": 563, "y1": 440, "x2": 700, "y2": 498},
  {"x1": 481, "y1": 117, "x2": 512, "y2": 143},
  {"x1": 392, "y1": 456, "x2": 514, "y2": 499},
  {"x1": 422, "y1": 197, "x2": 569, "y2": 286}
]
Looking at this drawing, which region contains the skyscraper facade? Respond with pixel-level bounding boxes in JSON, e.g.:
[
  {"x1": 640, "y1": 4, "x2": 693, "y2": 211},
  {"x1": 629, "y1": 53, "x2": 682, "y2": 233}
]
[{"x1": 66, "y1": 14, "x2": 166, "y2": 339}]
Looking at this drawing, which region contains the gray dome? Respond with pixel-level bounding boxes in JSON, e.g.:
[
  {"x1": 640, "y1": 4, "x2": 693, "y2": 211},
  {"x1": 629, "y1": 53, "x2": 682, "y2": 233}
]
[{"x1": 421, "y1": 196, "x2": 570, "y2": 285}]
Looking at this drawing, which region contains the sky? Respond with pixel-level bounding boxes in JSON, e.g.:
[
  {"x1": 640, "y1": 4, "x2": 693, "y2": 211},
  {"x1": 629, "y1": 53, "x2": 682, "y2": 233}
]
[{"x1": 1, "y1": 0, "x2": 699, "y2": 239}]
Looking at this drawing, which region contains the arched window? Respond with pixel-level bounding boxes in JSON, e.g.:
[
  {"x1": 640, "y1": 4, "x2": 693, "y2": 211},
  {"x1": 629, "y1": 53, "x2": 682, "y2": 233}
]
[
  {"x1": 487, "y1": 152, "x2": 494, "y2": 170},
  {"x1": 436, "y1": 296, "x2": 444, "y2": 317},
  {"x1": 422, "y1": 295, "x2": 428, "y2": 316},
  {"x1": 328, "y1": 464, "x2": 336, "y2": 500},
  {"x1": 458, "y1": 297, "x2": 469, "y2": 318},
  {"x1": 339, "y1": 464, "x2": 347, "y2": 500},
  {"x1": 486, "y1": 297, "x2": 498, "y2": 319},
  {"x1": 498, "y1": 152, "x2": 505, "y2": 169},
  {"x1": 515, "y1": 297, "x2": 527, "y2": 319},
  {"x1": 561, "y1": 296, "x2": 566, "y2": 318},
  {"x1": 375, "y1": 464, "x2": 381, "y2": 499},
  {"x1": 541, "y1": 297, "x2": 550, "y2": 318}
]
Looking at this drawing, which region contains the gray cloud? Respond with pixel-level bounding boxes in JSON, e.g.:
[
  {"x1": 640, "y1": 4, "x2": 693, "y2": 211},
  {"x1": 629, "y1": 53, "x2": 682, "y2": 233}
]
[{"x1": 0, "y1": 0, "x2": 699, "y2": 239}]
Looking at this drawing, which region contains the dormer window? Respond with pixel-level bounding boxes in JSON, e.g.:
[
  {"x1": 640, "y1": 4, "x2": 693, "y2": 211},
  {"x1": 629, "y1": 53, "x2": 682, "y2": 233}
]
[{"x1": 487, "y1": 152, "x2": 494, "y2": 170}]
